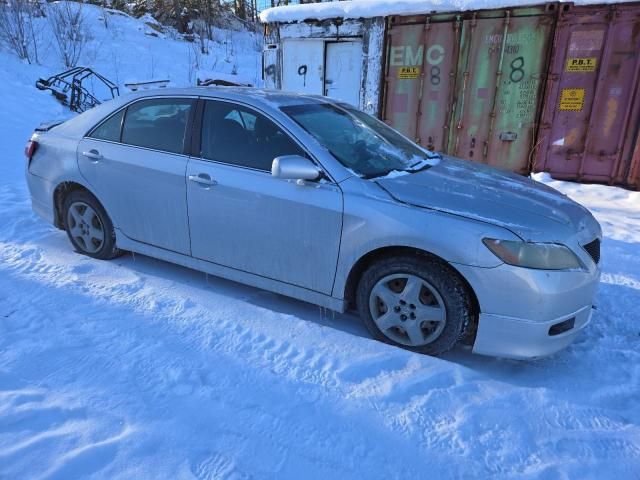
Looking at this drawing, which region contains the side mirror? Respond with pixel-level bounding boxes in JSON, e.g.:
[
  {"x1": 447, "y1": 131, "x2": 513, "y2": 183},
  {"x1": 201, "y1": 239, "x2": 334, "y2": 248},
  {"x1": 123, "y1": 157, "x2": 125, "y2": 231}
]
[{"x1": 271, "y1": 155, "x2": 321, "y2": 181}]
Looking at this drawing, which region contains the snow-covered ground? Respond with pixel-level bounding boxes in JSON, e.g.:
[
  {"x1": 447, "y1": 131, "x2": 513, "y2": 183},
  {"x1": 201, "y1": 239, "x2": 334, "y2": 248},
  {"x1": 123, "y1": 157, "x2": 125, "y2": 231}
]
[
  {"x1": 7, "y1": 2, "x2": 261, "y2": 97},
  {"x1": 1, "y1": 6, "x2": 640, "y2": 478}
]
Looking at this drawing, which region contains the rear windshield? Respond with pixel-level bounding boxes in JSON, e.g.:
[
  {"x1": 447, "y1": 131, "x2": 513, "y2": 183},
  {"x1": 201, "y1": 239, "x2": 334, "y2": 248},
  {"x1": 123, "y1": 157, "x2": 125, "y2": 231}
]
[{"x1": 281, "y1": 103, "x2": 438, "y2": 178}]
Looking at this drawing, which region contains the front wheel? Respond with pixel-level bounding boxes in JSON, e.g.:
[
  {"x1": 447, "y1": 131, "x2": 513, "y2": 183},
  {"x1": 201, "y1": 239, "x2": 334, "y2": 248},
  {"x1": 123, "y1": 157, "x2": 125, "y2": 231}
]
[
  {"x1": 356, "y1": 255, "x2": 473, "y2": 356},
  {"x1": 63, "y1": 190, "x2": 123, "y2": 260}
]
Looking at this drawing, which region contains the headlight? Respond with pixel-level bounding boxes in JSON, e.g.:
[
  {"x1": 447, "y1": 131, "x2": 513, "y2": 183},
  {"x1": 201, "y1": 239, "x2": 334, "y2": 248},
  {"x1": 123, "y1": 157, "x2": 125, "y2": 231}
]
[{"x1": 482, "y1": 238, "x2": 584, "y2": 270}]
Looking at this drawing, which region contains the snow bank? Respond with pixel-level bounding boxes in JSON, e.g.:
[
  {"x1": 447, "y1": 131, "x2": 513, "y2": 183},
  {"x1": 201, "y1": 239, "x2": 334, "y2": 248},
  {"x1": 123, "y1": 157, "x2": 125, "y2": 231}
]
[
  {"x1": 8, "y1": 2, "x2": 262, "y2": 97},
  {"x1": 260, "y1": 0, "x2": 635, "y2": 23}
]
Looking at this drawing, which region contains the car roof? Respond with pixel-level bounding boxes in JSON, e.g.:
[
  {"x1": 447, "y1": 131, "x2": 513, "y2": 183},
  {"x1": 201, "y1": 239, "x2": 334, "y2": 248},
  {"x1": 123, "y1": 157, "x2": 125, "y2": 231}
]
[
  {"x1": 47, "y1": 87, "x2": 344, "y2": 140},
  {"x1": 123, "y1": 86, "x2": 338, "y2": 109}
]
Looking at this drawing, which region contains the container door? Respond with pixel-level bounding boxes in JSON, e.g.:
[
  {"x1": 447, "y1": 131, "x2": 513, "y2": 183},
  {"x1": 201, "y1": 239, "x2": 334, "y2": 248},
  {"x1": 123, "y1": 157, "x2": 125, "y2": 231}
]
[
  {"x1": 382, "y1": 14, "x2": 460, "y2": 152},
  {"x1": 324, "y1": 41, "x2": 363, "y2": 107},
  {"x1": 282, "y1": 39, "x2": 324, "y2": 95},
  {"x1": 263, "y1": 43, "x2": 279, "y2": 89},
  {"x1": 449, "y1": 7, "x2": 555, "y2": 173},
  {"x1": 536, "y1": 4, "x2": 640, "y2": 183}
]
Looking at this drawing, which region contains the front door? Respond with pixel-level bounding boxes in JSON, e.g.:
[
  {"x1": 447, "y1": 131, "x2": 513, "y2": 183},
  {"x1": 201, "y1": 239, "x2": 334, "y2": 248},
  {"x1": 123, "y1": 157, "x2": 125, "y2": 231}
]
[
  {"x1": 77, "y1": 97, "x2": 194, "y2": 255},
  {"x1": 324, "y1": 41, "x2": 363, "y2": 107},
  {"x1": 186, "y1": 100, "x2": 343, "y2": 294}
]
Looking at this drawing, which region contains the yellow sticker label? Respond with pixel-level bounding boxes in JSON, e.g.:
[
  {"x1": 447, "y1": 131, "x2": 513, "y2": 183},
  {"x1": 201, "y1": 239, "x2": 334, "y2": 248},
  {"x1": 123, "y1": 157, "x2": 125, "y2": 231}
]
[
  {"x1": 565, "y1": 57, "x2": 597, "y2": 72},
  {"x1": 398, "y1": 67, "x2": 420, "y2": 79},
  {"x1": 559, "y1": 88, "x2": 586, "y2": 111}
]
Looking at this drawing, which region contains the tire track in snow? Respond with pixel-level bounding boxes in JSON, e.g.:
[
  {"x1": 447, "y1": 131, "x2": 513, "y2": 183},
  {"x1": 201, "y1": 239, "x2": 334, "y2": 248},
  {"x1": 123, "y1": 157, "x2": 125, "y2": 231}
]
[{"x1": 0, "y1": 244, "x2": 440, "y2": 477}]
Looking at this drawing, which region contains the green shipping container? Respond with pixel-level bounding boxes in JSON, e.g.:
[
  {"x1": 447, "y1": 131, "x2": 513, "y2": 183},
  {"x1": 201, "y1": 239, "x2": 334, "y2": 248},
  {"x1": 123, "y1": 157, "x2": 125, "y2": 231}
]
[{"x1": 382, "y1": 3, "x2": 558, "y2": 174}]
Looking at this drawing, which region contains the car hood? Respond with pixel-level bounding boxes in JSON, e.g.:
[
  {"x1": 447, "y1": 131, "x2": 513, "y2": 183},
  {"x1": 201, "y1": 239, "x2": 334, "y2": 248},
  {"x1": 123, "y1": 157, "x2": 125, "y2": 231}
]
[{"x1": 375, "y1": 156, "x2": 600, "y2": 243}]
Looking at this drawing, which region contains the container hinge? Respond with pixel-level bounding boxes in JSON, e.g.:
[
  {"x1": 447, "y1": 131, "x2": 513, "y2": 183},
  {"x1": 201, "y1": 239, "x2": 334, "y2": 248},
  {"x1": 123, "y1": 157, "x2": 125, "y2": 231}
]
[{"x1": 499, "y1": 131, "x2": 518, "y2": 142}]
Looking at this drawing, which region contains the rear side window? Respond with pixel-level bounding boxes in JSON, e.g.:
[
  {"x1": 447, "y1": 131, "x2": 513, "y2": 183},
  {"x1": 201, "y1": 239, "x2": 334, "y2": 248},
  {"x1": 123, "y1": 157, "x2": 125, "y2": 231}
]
[
  {"x1": 121, "y1": 98, "x2": 194, "y2": 154},
  {"x1": 90, "y1": 109, "x2": 124, "y2": 142},
  {"x1": 201, "y1": 100, "x2": 304, "y2": 171}
]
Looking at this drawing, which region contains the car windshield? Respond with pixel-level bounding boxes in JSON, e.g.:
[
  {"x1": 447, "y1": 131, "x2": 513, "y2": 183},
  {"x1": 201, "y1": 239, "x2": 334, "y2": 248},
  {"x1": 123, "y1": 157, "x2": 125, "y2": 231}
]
[{"x1": 281, "y1": 103, "x2": 440, "y2": 179}]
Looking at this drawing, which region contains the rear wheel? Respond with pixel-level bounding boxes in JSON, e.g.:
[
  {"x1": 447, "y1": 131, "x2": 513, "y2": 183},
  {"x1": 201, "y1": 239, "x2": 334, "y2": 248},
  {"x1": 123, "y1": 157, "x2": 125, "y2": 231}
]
[
  {"x1": 356, "y1": 255, "x2": 473, "y2": 356},
  {"x1": 63, "y1": 190, "x2": 122, "y2": 260}
]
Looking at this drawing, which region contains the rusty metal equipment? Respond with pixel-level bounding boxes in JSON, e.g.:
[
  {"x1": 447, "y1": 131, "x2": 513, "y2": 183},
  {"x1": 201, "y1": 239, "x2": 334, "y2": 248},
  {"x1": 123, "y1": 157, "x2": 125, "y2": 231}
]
[
  {"x1": 36, "y1": 67, "x2": 119, "y2": 113},
  {"x1": 197, "y1": 78, "x2": 253, "y2": 87}
]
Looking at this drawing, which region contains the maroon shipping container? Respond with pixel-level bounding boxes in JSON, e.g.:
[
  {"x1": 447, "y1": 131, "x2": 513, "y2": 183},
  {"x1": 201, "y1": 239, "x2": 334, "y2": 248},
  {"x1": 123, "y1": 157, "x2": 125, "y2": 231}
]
[{"x1": 534, "y1": 2, "x2": 640, "y2": 185}]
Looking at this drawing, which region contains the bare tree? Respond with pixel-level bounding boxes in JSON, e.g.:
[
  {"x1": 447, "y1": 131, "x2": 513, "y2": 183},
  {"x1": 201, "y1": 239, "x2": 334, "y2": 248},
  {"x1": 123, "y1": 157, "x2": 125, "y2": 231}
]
[
  {"x1": 100, "y1": 1, "x2": 110, "y2": 30},
  {"x1": 48, "y1": 1, "x2": 87, "y2": 67},
  {"x1": 191, "y1": 18, "x2": 209, "y2": 54},
  {"x1": 0, "y1": 0, "x2": 39, "y2": 63}
]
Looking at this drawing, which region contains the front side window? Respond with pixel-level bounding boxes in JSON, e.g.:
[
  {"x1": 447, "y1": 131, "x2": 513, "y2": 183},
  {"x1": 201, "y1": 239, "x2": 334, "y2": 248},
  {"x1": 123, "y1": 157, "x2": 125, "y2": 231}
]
[
  {"x1": 201, "y1": 100, "x2": 304, "y2": 171},
  {"x1": 121, "y1": 98, "x2": 194, "y2": 154},
  {"x1": 281, "y1": 103, "x2": 440, "y2": 178},
  {"x1": 89, "y1": 109, "x2": 124, "y2": 142}
]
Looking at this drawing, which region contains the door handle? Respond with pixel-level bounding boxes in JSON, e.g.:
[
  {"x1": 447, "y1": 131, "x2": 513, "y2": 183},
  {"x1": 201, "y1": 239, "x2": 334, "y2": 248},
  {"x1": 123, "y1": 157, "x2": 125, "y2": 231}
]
[
  {"x1": 82, "y1": 149, "x2": 103, "y2": 162},
  {"x1": 188, "y1": 174, "x2": 218, "y2": 187}
]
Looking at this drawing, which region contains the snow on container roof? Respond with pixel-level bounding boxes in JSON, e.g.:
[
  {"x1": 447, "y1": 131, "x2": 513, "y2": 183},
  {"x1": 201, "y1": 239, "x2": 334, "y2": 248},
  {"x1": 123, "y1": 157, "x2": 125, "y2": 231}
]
[{"x1": 259, "y1": 0, "x2": 632, "y2": 23}]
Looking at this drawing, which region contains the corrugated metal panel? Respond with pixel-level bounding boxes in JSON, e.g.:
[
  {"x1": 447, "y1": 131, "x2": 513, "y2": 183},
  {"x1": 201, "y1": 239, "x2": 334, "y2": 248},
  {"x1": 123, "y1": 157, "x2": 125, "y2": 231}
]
[
  {"x1": 534, "y1": 3, "x2": 640, "y2": 184},
  {"x1": 627, "y1": 130, "x2": 640, "y2": 189},
  {"x1": 450, "y1": 5, "x2": 556, "y2": 173},
  {"x1": 382, "y1": 4, "x2": 557, "y2": 173},
  {"x1": 382, "y1": 12, "x2": 461, "y2": 152}
]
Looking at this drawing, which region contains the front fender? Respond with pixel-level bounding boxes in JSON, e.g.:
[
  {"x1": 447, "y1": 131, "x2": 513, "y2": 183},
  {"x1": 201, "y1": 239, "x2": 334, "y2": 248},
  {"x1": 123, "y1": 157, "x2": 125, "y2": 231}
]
[{"x1": 332, "y1": 178, "x2": 519, "y2": 299}]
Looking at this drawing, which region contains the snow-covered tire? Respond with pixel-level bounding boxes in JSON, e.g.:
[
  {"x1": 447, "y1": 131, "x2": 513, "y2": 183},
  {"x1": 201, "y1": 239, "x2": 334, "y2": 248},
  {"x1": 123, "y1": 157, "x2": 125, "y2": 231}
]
[
  {"x1": 63, "y1": 190, "x2": 123, "y2": 260},
  {"x1": 356, "y1": 255, "x2": 473, "y2": 356}
]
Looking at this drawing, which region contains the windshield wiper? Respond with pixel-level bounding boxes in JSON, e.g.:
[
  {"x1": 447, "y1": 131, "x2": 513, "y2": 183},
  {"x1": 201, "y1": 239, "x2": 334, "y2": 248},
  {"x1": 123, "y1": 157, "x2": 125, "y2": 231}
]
[{"x1": 405, "y1": 159, "x2": 434, "y2": 173}]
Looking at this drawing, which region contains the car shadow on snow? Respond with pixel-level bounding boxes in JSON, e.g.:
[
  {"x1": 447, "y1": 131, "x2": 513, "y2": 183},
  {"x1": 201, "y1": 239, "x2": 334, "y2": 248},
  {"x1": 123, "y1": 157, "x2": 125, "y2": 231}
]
[
  {"x1": 98, "y1": 251, "x2": 513, "y2": 372},
  {"x1": 114, "y1": 250, "x2": 372, "y2": 341}
]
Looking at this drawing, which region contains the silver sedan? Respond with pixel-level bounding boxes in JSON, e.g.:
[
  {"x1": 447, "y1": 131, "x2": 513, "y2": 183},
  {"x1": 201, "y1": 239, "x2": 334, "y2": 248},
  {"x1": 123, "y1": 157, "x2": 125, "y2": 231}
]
[{"x1": 24, "y1": 87, "x2": 601, "y2": 359}]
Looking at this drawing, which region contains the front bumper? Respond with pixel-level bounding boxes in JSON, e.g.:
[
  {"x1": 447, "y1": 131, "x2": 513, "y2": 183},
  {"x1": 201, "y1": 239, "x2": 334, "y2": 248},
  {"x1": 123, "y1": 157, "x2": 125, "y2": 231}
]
[
  {"x1": 472, "y1": 305, "x2": 592, "y2": 359},
  {"x1": 455, "y1": 261, "x2": 600, "y2": 359}
]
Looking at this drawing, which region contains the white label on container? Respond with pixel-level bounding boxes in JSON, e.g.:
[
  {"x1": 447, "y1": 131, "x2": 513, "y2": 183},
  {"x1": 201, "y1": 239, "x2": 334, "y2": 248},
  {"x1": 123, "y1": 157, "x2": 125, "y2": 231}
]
[
  {"x1": 609, "y1": 87, "x2": 623, "y2": 97},
  {"x1": 569, "y1": 30, "x2": 605, "y2": 53}
]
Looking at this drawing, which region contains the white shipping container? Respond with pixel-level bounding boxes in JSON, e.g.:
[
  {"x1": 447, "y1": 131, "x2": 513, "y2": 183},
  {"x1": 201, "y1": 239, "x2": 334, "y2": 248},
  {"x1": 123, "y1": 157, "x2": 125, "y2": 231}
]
[{"x1": 262, "y1": 17, "x2": 385, "y2": 115}]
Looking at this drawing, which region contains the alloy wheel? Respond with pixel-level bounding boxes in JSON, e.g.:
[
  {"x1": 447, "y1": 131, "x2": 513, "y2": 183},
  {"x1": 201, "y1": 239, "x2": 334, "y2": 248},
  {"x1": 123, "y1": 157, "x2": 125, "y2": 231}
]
[
  {"x1": 368, "y1": 273, "x2": 447, "y2": 347},
  {"x1": 67, "y1": 201, "x2": 105, "y2": 254}
]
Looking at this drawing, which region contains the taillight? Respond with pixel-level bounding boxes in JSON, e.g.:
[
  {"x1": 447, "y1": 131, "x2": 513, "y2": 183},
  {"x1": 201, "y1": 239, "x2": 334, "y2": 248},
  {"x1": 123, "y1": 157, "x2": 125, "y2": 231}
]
[{"x1": 25, "y1": 140, "x2": 38, "y2": 159}]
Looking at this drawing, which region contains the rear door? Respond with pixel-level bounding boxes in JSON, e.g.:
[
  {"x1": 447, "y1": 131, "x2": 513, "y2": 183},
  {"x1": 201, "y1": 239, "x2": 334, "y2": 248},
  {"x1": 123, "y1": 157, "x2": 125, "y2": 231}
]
[
  {"x1": 77, "y1": 97, "x2": 195, "y2": 255},
  {"x1": 324, "y1": 41, "x2": 363, "y2": 107},
  {"x1": 185, "y1": 99, "x2": 343, "y2": 294}
]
